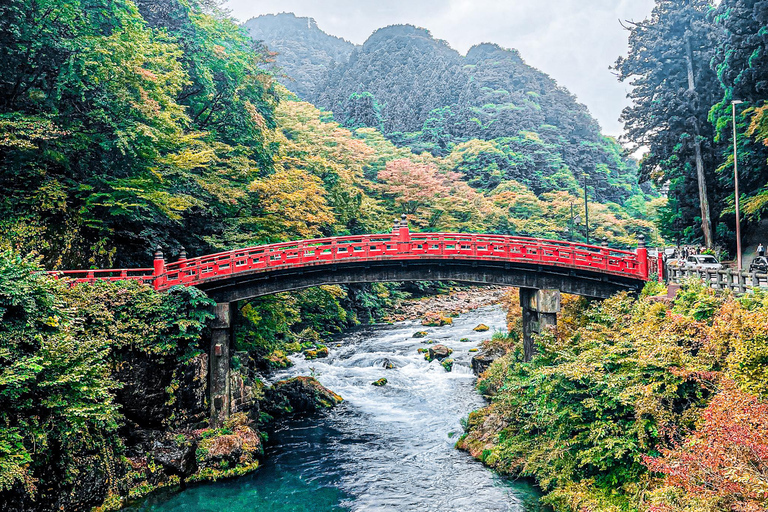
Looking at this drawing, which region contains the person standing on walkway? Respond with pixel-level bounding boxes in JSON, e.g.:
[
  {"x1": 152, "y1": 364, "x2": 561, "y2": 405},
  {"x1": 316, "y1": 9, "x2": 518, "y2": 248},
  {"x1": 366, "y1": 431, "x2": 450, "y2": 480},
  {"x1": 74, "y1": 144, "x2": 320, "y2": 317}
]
[{"x1": 758, "y1": 243, "x2": 765, "y2": 257}]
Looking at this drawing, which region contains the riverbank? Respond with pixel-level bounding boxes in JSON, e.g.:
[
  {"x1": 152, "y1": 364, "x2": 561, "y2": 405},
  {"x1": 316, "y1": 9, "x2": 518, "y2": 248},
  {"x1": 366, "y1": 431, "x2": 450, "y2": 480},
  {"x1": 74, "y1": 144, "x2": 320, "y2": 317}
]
[
  {"x1": 383, "y1": 285, "x2": 509, "y2": 323},
  {"x1": 456, "y1": 283, "x2": 768, "y2": 512}
]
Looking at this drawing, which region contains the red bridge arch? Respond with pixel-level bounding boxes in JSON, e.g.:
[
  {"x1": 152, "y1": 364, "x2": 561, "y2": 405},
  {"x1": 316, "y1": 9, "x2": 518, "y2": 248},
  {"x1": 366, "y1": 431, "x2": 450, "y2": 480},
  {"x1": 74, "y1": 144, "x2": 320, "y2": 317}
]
[{"x1": 51, "y1": 222, "x2": 659, "y2": 301}]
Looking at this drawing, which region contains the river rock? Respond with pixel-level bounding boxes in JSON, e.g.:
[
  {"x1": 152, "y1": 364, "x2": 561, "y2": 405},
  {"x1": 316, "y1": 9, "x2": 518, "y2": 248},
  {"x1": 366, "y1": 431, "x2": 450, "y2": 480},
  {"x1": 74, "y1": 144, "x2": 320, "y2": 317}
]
[
  {"x1": 422, "y1": 313, "x2": 453, "y2": 326},
  {"x1": 427, "y1": 344, "x2": 453, "y2": 361},
  {"x1": 471, "y1": 345, "x2": 507, "y2": 376},
  {"x1": 473, "y1": 324, "x2": 490, "y2": 332},
  {"x1": 413, "y1": 331, "x2": 429, "y2": 338},
  {"x1": 262, "y1": 377, "x2": 343, "y2": 417},
  {"x1": 441, "y1": 359, "x2": 454, "y2": 372},
  {"x1": 151, "y1": 434, "x2": 197, "y2": 478},
  {"x1": 372, "y1": 378, "x2": 388, "y2": 386},
  {"x1": 382, "y1": 358, "x2": 395, "y2": 369}
]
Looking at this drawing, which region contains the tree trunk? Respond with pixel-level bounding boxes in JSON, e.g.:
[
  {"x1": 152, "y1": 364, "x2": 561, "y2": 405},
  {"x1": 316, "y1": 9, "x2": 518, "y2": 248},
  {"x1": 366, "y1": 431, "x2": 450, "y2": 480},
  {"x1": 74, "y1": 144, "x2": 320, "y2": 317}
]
[{"x1": 685, "y1": 36, "x2": 714, "y2": 249}]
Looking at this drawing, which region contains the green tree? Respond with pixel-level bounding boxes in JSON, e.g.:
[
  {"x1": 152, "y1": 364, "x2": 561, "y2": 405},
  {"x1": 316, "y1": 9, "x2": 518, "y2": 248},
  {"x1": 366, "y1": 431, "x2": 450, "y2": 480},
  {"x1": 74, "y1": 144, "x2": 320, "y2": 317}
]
[
  {"x1": 615, "y1": 0, "x2": 723, "y2": 248},
  {"x1": 710, "y1": 0, "x2": 768, "y2": 225}
]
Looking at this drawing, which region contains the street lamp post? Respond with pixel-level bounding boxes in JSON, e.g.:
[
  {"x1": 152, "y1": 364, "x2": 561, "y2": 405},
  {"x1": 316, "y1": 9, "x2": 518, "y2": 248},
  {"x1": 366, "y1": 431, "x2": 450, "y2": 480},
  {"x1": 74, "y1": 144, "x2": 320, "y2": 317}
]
[{"x1": 732, "y1": 100, "x2": 743, "y2": 271}]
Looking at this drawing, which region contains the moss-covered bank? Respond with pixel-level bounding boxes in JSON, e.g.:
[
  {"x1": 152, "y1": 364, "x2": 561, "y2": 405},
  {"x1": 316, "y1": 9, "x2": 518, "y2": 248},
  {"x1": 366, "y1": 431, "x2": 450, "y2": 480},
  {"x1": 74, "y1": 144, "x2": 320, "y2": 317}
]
[
  {"x1": 458, "y1": 283, "x2": 768, "y2": 512},
  {"x1": 0, "y1": 253, "x2": 346, "y2": 512}
]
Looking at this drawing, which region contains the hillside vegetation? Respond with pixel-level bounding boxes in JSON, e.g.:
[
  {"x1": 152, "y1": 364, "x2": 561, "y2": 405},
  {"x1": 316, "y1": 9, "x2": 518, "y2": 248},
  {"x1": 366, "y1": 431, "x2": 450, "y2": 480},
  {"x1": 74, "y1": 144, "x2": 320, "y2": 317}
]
[
  {"x1": 460, "y1": 283, "x2": 768, "y2": 512},
  {"x1": 248, "y1": 18, "x2": 655, "y2": 206}
]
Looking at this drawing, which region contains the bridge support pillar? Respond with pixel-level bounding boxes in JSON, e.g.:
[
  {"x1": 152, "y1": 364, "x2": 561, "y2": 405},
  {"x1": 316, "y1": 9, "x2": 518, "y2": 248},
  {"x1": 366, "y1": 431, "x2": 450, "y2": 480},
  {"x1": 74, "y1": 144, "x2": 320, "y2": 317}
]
[
  {"x1": 520, "y1": 288, "x2": 561, "y2": 362},
  {"x1": 209, "y1": 302, "x2": 233, "y2": 427}
]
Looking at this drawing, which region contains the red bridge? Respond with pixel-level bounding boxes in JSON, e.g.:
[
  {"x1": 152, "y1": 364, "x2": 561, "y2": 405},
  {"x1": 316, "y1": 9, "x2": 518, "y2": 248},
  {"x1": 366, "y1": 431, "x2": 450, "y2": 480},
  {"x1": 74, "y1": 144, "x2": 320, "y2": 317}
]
[
  {"x1": 50, "y1": 216, "x2": 659, "y2": 424},
  {"x1": 53, "y1": 217, "x2": 658, "y2": 302}
]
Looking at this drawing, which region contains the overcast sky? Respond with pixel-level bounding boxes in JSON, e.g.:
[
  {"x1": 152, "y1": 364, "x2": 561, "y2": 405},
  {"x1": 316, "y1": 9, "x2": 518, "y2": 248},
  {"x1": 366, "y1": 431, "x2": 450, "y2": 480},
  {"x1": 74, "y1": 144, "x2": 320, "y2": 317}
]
[{"x1": 223, "y1": 0, "x2": 657, "y2": 137}]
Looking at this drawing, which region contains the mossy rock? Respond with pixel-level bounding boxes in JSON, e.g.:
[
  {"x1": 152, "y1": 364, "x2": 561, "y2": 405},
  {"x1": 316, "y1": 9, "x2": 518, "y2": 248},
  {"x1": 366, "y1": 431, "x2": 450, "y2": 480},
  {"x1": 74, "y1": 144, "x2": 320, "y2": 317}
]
[
  {"x1": 421, "y1": 339, "x2": 436, "y2": 344},
  {"x1": 460, "y1": 337, "x2": 471, "y2": 342},
  {"x1": 417, "y1": 348, "x2": 428, "y2": 354},
  {"x1": 315, "y1": 346, "x2": 329, "y2": 358},
  {"x1": 426, "y1": 344, "x2": 453, "y2": 362},
  {"x1": 473, "y1": 324, "x2": 490, "y2": 332},
  {"x1": 371, "y1": 378, "x2": 388, "y2": 387},
  {"x1": 266, "y1": 350, "x2": 292, "y2": 368},
  {"x1": 423, "y1": 315, "x2": 453, "y2": 327},
  {"x1": 441, "y1": 359, "x2": 454, "y2": 372},
  {"x1": 284, "y1": 342, "x2": 302, "y2": 353},
  {"x1": 468, "y1": 348, "x2": 479, "y2": 353},
  {"x1": 413, "y1": 331, "x2": 429, "y2": 338}
]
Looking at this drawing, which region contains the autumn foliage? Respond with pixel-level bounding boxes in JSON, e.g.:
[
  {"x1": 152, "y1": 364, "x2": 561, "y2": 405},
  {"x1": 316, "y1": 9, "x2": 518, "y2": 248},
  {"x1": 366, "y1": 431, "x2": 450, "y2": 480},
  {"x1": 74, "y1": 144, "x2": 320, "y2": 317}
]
[
  {"x1": 645, "y1": 381, "x2": 768, "y2": 512},
  {"x1": 459, "y1": 282, "x2": 768, "y2": 512}
]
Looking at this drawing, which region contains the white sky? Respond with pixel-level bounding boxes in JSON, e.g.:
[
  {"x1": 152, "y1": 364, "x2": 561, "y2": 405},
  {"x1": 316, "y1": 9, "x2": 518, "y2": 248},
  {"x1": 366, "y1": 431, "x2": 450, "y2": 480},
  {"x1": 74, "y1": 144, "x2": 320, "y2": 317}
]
[{"x1": 223, "y1": 0, "x2": 657, "y2": 137}]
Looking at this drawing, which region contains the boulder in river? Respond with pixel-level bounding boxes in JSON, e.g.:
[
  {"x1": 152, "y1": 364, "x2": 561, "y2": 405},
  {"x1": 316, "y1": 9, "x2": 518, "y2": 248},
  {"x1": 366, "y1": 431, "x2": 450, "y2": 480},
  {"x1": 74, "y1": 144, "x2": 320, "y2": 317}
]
[
  {"x1": 441, "y1": 359, "x2": 454, "y2": 372},
  {"x1": 262, "y1": 377, "x2": 343, "y2": 417},
  {"x1": 427, "y1": 344, "x2": 453, "y2": 362},
  {"x1": 371, "y1": 378, "x2": 388, "y2": 386},
  {"x1": 421, "y1": 313, "x2": 453, "y2": 326},
  {"x1": 471, "y1": 344, "x2": 510, "y2": 377},
  {"x1": 413, "y1": 331, "x2": 429, "y2": 338},
  {"x1": 473, "y1": 324, "x2": 490, "y2": 332},
  {"x1": 382, "y1": 359, "x2": 395, "y2": 369}
]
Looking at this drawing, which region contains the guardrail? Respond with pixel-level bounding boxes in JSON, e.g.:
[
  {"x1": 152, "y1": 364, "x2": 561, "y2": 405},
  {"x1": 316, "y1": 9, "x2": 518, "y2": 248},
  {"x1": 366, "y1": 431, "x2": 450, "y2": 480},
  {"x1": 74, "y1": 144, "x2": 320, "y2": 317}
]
[
  {"x1": 666, "y1": 265, "x2": 768, "y2": 294},
  {"x1": 48, "y1": 229, "x2": 651, "y2": 291}
]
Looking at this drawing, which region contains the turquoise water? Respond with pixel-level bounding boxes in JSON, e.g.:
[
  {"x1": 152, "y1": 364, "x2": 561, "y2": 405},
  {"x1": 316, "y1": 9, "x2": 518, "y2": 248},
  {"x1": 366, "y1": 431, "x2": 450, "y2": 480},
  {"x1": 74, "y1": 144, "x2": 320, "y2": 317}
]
[{"x1": 127, "y1": 305, "x2": 546, "y2": 512}]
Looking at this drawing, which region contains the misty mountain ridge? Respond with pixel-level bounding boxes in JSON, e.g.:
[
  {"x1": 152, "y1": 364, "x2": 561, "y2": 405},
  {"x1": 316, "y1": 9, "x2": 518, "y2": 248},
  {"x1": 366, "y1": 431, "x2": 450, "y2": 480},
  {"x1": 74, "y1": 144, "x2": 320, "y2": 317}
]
[{"x1": 245, "y1": 13, "x2": 647, "y2": 206}]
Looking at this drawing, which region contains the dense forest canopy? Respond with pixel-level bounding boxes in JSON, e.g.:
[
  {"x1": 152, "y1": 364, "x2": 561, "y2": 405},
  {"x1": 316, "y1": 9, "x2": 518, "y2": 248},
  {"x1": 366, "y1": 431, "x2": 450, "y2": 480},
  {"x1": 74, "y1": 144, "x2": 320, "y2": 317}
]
[
  {"x1": 247, "y1": 16, "x2": 652, "y2": 209},
  {"x1": 0, "y1": 2, "x2": 663, "y2": 273},
  {"x1": 617, "y1": 0, "x2": 768, "y2": 252}
]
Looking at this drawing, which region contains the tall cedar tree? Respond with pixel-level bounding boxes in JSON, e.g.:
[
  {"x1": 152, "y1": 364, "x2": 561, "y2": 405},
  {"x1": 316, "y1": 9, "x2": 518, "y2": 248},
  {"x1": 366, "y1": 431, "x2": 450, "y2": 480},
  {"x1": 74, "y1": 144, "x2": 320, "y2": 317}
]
[
  {"x1": 616, "y1": 0, "x2": 724, "y2": 248},
  {"x1": 711, "y1": 0, "x2": 768, "y2": 224}
]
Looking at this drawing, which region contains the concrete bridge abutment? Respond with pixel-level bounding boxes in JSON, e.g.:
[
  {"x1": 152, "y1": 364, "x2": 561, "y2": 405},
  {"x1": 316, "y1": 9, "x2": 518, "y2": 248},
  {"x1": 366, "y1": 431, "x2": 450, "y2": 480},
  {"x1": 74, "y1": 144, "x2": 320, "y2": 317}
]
[
  {"x1": 520, "y1": 288, "x2": 561, "y2": 362},
  {"x1": 209, "y1": 302, "x2": 233, "y2": 427}
]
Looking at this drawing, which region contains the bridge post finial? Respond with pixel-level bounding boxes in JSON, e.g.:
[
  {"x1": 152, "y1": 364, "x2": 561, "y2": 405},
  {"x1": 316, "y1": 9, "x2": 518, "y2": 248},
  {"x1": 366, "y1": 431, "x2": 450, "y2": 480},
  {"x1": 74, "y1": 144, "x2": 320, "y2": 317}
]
[
  {"x1": 601, "y1": 237, "x2": 608, "y2": 248},
  {"x1": 392, "y1": 217, "x2": 400, "y2": 233},
  {"x1": 179, "y1": 246, "x2": 187, "y2": 261},
  {"x1": 637, "y1": 234, "x2": 646, "y2": 249},
  {"x1": 153, "y1": 247, "x2": 165, "y2": 290},
  {"x1": 399, "y1": 213, "x2": 411, "y2": 244}
]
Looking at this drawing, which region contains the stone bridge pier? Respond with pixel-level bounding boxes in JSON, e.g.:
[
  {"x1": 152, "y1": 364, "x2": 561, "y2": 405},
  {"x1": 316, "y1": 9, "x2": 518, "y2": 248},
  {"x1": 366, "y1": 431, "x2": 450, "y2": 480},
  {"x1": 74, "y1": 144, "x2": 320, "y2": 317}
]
[
  {"x1": 520, "y1": 288, "x2": 561, "y2": 362},
  {"x1": 209, "y1": 302, "x2": 233, "y2": 427}
]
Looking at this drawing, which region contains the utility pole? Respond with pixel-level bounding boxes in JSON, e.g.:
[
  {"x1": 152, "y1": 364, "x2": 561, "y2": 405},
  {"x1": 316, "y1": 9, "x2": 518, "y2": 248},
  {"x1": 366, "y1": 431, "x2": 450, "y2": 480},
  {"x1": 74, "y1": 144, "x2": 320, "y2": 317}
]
[{"x1": 732, "y1": 100, "x2": 743, "y2": 271}]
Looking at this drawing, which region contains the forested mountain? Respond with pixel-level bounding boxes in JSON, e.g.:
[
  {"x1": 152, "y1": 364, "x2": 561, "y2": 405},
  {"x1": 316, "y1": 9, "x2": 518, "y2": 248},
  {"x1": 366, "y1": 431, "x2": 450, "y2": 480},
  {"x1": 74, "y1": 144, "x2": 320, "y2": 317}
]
[
  {"x1": 247, "y1": 16, "x2": 650, "y2": 208},
  {"x1": 244, "y1": 14, "x2": 356, "y2": 99}
]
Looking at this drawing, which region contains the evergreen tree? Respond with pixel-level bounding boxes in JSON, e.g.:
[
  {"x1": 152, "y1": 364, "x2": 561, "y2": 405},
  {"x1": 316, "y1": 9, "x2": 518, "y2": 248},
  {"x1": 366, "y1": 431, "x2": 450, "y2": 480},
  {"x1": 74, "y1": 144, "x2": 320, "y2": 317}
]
[
  {"x1": 615, "y1": 0, "x2": 724, "y2": 248},
  {"x1": 711, "y1": 0, "x2": 768, "y2": 224}
]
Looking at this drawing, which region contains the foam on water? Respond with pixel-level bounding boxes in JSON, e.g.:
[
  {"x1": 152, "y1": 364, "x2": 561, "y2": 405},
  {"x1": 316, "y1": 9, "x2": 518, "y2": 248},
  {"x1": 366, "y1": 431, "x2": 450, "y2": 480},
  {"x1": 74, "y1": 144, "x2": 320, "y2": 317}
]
[{"x1": 127, "y1": 305, "x2": 547, "y2": 512}]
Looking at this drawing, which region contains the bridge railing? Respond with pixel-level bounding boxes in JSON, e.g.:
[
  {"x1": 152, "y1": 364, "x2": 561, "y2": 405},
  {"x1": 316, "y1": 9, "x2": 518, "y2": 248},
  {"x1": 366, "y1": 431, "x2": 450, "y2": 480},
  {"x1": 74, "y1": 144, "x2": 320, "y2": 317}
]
[
  {"x1": 50, "y1": 268, "x2": 155, "y2": 285},
  {"x1": 666, "y1": 265, "x2": 768, "y2": 294},
  {"x1": 49, "y1": 231, "x2": 649, "y2": 290},
  {"x1": 158, "y1": 233, "x2": 644, "y2": 289}
]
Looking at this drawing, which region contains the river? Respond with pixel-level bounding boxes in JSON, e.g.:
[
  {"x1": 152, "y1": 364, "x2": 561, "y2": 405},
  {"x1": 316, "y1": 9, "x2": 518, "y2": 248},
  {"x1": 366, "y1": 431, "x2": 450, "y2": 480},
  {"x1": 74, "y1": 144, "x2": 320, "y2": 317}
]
[{"x1": 128, "y1": 304, "x2": 546, "y2": 512}]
